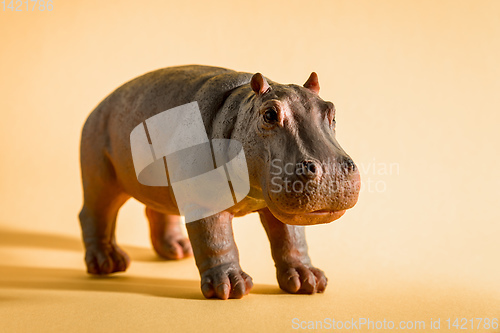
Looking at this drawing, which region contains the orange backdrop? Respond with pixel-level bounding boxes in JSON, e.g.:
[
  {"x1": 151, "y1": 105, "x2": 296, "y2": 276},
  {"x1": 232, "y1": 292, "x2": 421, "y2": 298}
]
[{"x1": 0, "y1": 0, "x2": 499, "y2": 332}]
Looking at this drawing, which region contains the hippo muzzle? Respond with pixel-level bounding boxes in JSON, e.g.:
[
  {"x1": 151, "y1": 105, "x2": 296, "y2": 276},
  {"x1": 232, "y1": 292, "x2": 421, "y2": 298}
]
[{"x1": 263, "y1": 154, "x2": 361, "y2": 225}]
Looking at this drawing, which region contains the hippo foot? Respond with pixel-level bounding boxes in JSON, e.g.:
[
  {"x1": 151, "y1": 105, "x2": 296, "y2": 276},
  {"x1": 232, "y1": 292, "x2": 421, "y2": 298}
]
[
  {"x1": 151, "y1": 234, "x2": 193, "y2": 260},
  {"x1": 85, "y1": 242, "x2": 130, "y2": 275},
  {"x1": 276, "y1": 263, "x2": 327, "y2": 294},
  {"x1": 146, "y1": 208, "x2": 193, "y2": 260},
  {"x1": 200, "y1": 263, "x2": 253, "y2": 300}
]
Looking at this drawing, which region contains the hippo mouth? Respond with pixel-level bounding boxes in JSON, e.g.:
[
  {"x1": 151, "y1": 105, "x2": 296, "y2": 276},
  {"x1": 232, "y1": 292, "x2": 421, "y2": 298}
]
[
  {"x1": 266, "y1": 204, "x2": 347, "y2": 225},
  {"x1": 261, "y1": 181, "x2": 349, "y2": 225},
  {"x1": 302, "y1": 209, "x2": 346, "y2": 217}
]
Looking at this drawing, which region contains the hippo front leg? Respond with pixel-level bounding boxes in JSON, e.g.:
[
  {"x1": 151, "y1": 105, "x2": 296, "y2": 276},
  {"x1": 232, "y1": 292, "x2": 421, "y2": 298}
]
[
  {"x1": 186, "y1": 211, "x2": 253, "y2": 299},
  {"x1": 258, "y1": 208, "x2": 328, "y2": 294}
]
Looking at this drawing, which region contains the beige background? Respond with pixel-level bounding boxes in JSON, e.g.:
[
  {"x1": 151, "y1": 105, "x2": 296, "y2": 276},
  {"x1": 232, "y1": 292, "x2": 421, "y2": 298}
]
[{"x1": 0, "y1": 0, "x2": 499, "y2": 332}]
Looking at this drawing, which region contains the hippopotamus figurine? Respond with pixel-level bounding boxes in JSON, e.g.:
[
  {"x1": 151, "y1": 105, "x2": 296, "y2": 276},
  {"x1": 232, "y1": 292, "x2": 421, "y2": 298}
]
[{"x1": 79, "y1": 65, "x2": 360, "y2": 299}]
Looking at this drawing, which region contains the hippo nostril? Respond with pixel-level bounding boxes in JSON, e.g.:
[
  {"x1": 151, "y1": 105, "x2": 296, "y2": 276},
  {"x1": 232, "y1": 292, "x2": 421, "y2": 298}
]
[
  {"x1": 343, "y1": 158, "x2": 356, "y2": 172},
  {"x1": 298, "y1": 161, "x2": 319, "y2": 179},
  {"x1": 305, "y1": 161, "x2": 316, "y2": 174}
]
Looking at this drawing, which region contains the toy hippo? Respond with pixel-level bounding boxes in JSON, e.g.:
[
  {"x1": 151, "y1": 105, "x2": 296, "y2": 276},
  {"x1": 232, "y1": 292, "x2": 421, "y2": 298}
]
[{"x1": 79, "y1": 65, "x2": 360, "y2": 299}]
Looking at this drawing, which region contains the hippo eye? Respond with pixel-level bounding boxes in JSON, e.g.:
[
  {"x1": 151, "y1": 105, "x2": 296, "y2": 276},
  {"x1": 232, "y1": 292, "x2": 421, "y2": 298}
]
[
  {"x1": 263, "y1": 108, "x2": 278, "y2": 124},
  {"x1": 331, "y1": 118, "x2": 336, "y2": 130}
]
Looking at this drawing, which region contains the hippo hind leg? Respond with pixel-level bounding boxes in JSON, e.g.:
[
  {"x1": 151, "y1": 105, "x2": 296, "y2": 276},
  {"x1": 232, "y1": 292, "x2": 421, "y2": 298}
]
[
  {"x1": 79, "y1": 132, "x2": 131, "y2": 275},
  {"x1": 145, "y1": 207, "x2": 192, "y2": 260}
]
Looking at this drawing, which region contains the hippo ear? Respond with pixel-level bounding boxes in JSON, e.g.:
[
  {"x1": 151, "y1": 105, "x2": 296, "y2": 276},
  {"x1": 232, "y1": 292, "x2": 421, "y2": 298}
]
[
  {"x1": 251, "y1": 73, "x2": 270, "y2": 95},
  {"x1": 303, "y1": 72, "x2": 320, "y2": 94}
]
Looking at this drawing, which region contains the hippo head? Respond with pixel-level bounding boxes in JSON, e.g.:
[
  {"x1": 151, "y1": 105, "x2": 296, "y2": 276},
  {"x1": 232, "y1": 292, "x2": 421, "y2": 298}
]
[{"x1": 236, "y1": 72, "x2": 361, "y2": 225}]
